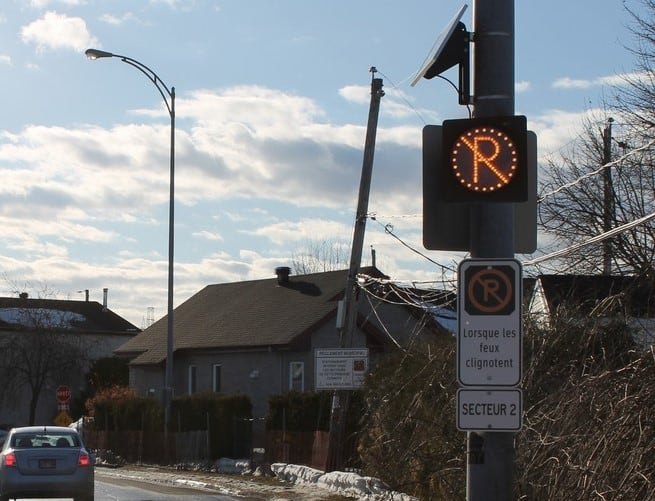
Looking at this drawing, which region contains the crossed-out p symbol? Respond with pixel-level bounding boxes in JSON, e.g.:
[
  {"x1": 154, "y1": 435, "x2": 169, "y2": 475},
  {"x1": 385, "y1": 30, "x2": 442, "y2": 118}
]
[{"x1": 464, "y1": 265, "x2": 515, "y2": 316}]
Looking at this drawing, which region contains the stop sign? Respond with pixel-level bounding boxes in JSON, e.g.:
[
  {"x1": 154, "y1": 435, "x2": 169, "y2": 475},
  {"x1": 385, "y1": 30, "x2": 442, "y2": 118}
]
[{"x1": 56, "y1": 385, "x2": 71, "y2": 404}]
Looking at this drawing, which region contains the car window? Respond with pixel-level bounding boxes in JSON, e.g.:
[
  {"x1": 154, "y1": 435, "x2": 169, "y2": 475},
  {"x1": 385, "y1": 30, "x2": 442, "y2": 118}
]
[{"x1": 12, "y1": 432, "x2": 80, "y2": 448}]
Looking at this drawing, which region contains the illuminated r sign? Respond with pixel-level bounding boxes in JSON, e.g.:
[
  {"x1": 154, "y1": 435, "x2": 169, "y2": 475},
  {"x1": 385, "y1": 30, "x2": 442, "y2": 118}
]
[{"x1": 451, "y1": 127, "x2": 518, "y2": 192}]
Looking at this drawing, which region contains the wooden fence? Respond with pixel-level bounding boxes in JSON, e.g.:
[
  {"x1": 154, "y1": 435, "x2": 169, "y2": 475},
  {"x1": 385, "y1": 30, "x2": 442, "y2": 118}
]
[
  {"x1": 85, "y1": 430, "x2": 177, "y2": 464},
  {"x1": 85, "y1": 428, "x2": 346, "y2": 470}
]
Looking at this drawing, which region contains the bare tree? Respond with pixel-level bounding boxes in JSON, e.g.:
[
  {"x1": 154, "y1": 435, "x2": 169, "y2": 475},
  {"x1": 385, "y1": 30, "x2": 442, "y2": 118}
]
[
  {"x1": 538, "y1": 113, "x2": 655, "y2": 276},
  {"x1": 538, "y1": 0, "x2": 655, "y2": 276},
  {"x1": 615, "y1": 0, "x2": 655, "y2": 136},
  {"x1": 290, "y1": 238, "x2": 351, "y2": 275}
]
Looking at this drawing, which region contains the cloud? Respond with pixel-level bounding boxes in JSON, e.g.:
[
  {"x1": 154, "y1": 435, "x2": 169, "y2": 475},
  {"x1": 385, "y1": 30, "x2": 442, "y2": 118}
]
[
  {"x1": 339, "y1": 84, "x2": 369, "y2": 105},
  {"x1": 0, "y1": 55, "x2": 11, "y2": 65},
  {"x1": 0, "y1": 84, "x2": 424, "y2": 247},
  {"x1": 0, "y1": 83, "x2": 433, "y2": 324},
  {"x1": 516, "y1": 81, "x2": 531, "y2": 93},
  {"x1": 21, "y1": 11, "x2": 98, "y2": 52},
  {"x1": 552, "y1": 72, "x2": 646, "y2": 89},
  {"x1": 246, "y1": 219, "x2": 352, "y2": 246},
  {"x1": 29, "y1": 0, "x2": 85, "y2": 7},
  {"x1": 99, "y1": 12, "x2": 140, "y2": 25},
  {"x1": 528, "y1": 107, "x2": 602, "y2": 159},
  {"x1": 192, "y1": 230, "x2": 223, "y2": 242},
  {"x1": 148, "y1": 0, "x2": 198, "y2": 11},
  {"x1": 338, "y1": 83, "x2": 439, "y2": 122},
  {"x1": 552, "y1": 77, "x2": 594, "y2": 89}
]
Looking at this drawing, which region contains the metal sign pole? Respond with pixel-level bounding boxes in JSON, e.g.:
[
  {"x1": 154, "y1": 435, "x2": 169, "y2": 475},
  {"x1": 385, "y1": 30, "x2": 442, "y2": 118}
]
[{"x1": 467, "y1": 1, "x2": 516, "y2": 500}]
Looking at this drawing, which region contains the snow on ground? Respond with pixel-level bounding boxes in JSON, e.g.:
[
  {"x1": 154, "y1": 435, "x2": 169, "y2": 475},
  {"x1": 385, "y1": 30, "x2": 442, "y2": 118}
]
[
  {"x1": 271, "y1": 463, "x2": 417, "y2": 500},
  {"x1": 96, "y1": 459, "x2": 418, "y2": 500}
]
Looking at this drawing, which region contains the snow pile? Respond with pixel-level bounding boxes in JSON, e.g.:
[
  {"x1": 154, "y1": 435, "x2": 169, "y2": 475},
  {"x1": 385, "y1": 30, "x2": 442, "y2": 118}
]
[
  {"x1": 271, "y1": 463, "x2": 323, "y2": 484},
  {"x1": 214, "y1": 457, "x2": 252, "y2": 475},
  {"x1": 271, "y1": 463, "x2": 418, "y2": 500}
]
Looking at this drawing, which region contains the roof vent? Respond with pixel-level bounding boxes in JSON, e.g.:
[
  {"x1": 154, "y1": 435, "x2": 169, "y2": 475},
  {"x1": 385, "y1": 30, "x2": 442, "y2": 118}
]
[{"x1": 275, "y1": 266, "x2": 291, "y2": 285}]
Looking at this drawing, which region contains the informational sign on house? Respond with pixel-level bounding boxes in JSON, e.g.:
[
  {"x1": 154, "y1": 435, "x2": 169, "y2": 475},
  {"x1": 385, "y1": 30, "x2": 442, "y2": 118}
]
[{"x1": 315, "y1": 348, "x2": 368, "y2": 390}]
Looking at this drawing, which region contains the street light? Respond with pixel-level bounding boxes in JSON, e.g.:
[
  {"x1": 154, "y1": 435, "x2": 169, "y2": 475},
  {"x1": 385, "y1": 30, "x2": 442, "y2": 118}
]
[{"x1": 85, "y1": 48, "x2": 176, "y2": 436}]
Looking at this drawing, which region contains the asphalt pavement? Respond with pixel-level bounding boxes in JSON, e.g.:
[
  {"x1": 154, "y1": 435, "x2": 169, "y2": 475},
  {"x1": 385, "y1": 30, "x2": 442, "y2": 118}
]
[{"x1": 95, "y1": 463, "x2": 343, "y2": 500}]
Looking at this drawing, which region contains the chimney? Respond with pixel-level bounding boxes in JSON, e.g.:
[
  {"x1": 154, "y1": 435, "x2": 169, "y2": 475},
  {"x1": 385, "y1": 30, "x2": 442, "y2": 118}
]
[
  {"x1": 275, "y1": 266, "x2": 291, "y2": 285},
  {"x1": 102, "y1": 288, "x2": 108, "y2": 311},
  {"x1": 371, "y1": 246, "x2": 376, "y2": 268}
]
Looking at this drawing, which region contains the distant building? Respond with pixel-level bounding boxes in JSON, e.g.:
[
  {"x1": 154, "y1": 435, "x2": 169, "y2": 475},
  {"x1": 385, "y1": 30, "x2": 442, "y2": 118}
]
[
  {"x1": 526, "y1": 274, "x2": 655, "y2": 348},
  {"x1": 0, "y1": 292, "x2": 140, "y2": 426}
]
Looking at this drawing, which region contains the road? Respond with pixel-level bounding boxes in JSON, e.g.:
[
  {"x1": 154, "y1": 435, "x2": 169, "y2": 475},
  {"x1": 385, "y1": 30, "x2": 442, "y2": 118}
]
[
  {"x1": 11, "y1": 475, "x2": 247, "y2": 501},
  {"x1": 4, "y1": 465, "x2": 345, "y2": 500},
  {"x1": 96, "y1": 473, "x2": 245, "y2": 500},
  {"x1": 93, "y1": 465, "x2": 339, "y2": 500}
]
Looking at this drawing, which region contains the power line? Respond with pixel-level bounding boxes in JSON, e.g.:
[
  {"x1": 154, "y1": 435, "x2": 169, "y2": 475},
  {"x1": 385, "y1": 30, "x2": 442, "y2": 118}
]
[
  {"x1": 370, "y1": 216, "x2": 458, "y2": 273},
  {"x1": 375, "y1": 68, "x2": 429, "y2": 125},
  {"x1": 523, "y1": 211, "x2": 655, "y2": 266},
  {"x1": 539, "y1": 136, "x2": 655, "y2": 202}
]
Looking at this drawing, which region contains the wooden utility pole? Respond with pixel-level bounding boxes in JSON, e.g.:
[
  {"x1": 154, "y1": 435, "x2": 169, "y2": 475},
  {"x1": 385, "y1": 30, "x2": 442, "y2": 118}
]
[
  {"x1": 603, "y1": 117, "x2": 614, "y2": 275},
  {"x1": 325, "y1": 70, "x2": 384, "y2": 472}
]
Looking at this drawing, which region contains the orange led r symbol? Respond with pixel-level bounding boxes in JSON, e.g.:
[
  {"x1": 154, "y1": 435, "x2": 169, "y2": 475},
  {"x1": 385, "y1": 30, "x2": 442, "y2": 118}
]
[{"x1": 451, "y1": 127, "x2": 518, "y2": 192}]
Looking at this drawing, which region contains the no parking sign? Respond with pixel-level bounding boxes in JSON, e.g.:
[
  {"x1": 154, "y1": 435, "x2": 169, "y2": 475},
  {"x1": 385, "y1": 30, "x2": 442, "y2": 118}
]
[{"x1": 457, "y1": 259, "x2": 522, "y2": 387}]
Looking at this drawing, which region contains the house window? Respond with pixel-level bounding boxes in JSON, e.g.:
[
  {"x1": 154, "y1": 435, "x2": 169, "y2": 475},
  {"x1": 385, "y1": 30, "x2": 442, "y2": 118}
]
[
  {"x1": 188, "y1": 365, "x2": 197, "y2": 395},
  {"x1": 289, "y1": 362, "x2": 304, "y2": 391},
  {"x1": 212, "y1": 364, "x2": 222, "y2": 392}
]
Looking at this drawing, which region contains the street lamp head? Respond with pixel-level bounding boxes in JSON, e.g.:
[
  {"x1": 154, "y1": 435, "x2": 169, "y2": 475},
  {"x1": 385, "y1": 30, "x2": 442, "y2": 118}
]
[{"x1": 85, "y1": 48, "x2": 114, "y2": 60}]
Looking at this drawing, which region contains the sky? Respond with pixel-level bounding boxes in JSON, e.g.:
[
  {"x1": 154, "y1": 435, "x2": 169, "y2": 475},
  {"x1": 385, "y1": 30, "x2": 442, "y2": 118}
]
[{"x1": 0, "y1": 0, "x2": 645, "y2": 327}]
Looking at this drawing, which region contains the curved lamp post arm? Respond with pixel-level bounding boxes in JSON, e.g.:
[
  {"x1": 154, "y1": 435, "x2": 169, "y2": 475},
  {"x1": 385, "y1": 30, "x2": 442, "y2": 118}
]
[{"x1": 85, "y1": 49, "x2": 174, "y2": 116}]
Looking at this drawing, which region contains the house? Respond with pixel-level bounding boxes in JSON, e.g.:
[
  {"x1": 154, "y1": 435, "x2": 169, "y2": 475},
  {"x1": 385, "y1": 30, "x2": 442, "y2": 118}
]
[
  {"x1": 115, "y1": 266, "x2": 452, "y2": 443},
  {"x1": 526, "y1": 274, "x2": 655, "y2": 347},
  {"x1": 0, "y1": 291, "x2": 140, "y2": 426}
]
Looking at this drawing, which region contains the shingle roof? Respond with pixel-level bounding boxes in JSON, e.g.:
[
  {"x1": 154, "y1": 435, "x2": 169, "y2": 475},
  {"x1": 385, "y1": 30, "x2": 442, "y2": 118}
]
[
  {"x1": 116, "y1": 267, "x2": 388, "y2": 365},
  {"x1": 536, "y1": 274, "x2": 655, "y2": 316},
  {"x1": 0, "y1": 297, "x2": 140, "y2": 334}
]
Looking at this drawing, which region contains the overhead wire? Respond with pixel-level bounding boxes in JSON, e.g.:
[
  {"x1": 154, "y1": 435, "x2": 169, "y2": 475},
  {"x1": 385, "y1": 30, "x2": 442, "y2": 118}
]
[
  {"x1": 524, "y1": 211, "x2": 655, "y2": 266},
  {"x1": 532, "y1": 122, "x2": 655, "y2": 266},
  {"x1": 539, "y1": 132, "x2": 655, "y2": 202},
  {"x1": 375, "y1": 68, "x2": 430, "y2": 125},
  {"x1": 369, "y1": 215, "x2": 458, "y2": 274}
]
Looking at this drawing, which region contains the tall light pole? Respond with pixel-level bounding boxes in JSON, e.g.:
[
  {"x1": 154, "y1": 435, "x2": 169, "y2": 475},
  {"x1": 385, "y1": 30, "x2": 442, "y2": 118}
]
[{"x1": 85, "y1": 48, "x2": 176, "y2": 437}]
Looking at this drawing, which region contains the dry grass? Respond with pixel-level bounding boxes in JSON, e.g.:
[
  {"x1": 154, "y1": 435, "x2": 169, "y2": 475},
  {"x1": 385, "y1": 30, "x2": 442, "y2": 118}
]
[{"x1": 358, "y1": 313, "x2": 655, "y2": 500}]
